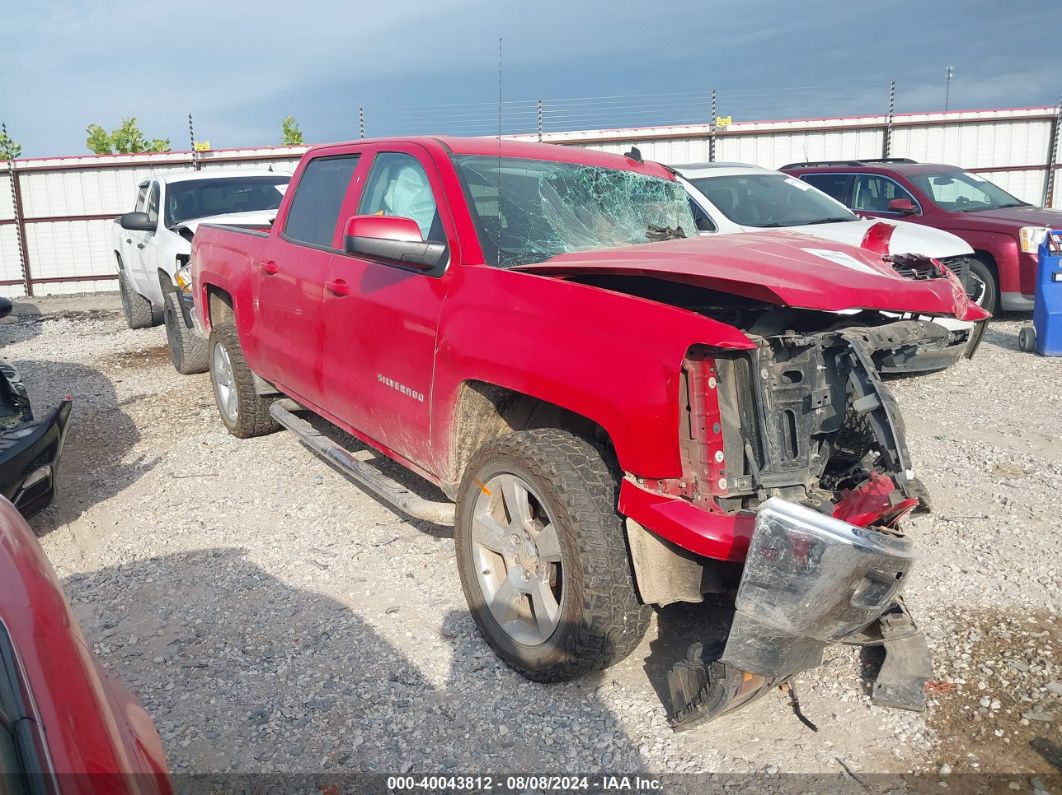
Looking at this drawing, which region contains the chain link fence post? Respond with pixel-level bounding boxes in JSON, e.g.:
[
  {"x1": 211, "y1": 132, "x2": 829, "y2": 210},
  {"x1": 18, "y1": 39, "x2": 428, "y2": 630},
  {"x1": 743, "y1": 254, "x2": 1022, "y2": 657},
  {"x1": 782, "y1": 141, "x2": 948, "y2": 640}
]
[
  {"x1": 2, "y1": 123, "x2": 31, "y2": 296},
  {"x1": 189, "y1": 114, "x2": 200, "y2": 170},
  {"x1": 882, "y1": 81, "x2": 896, "y2": 159},
  {"x1": 1042, "y1": 93, "x2": 1061, "y2": 208},
  {"x1": 359, "y1": 107, "x2": 366, "y2": 139},
  {"x1": 709, "y1": 89, "x2": 717, "y2": 162}
]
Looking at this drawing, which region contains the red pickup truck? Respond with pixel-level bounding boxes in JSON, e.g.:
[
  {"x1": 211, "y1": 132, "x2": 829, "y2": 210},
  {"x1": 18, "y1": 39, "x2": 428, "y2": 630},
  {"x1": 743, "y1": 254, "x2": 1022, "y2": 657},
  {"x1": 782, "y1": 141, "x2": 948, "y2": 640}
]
[{"x1": 192, "y1": 137, "x2": 985, "y2": 727}]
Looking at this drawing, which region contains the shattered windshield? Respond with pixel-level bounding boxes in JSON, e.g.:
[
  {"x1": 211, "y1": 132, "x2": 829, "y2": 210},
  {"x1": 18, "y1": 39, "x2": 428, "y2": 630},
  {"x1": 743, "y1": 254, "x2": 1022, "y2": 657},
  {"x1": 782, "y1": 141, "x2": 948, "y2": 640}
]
[{"x1": 452, "y1": 155, "x2": 696, "y2": 267}]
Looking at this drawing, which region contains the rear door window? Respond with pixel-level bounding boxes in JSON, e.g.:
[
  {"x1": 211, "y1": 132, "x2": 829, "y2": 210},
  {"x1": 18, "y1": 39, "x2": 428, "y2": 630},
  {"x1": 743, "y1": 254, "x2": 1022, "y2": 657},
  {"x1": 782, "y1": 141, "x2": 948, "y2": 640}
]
[
  {"x1": 800, "y1": 173, "x2": 853, "y2": 205},
  {"x1": 283, "y1": 155, "x2": 361, "y2": 248}
]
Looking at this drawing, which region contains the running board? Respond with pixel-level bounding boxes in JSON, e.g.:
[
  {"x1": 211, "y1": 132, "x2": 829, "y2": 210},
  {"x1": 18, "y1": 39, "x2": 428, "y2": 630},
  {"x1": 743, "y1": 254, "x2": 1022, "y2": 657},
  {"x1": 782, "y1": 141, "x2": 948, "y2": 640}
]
[{"x1": 269, "y1": 399, "x2": 456, "y2": 526}]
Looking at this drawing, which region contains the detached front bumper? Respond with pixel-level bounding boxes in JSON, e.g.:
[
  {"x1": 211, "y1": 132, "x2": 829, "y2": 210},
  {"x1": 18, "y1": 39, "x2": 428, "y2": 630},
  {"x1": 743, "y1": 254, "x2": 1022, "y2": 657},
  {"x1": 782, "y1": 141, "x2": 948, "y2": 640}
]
[
  {"x1": 669, "y1": 497, "x2": 925, "y2": 730},
  {"x1": 723, "y1": 498, "x2": 913, "y2": 676},
  {"x1": 0, "y1": 400, "x2": 73, "y2": 519}
]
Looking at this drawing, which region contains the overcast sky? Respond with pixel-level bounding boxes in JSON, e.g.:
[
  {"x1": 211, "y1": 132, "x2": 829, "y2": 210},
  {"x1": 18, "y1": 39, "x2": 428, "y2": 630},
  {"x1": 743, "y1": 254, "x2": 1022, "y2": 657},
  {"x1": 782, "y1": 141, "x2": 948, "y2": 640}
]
[{"x1": 2, "y1": 0, "x2": 1058, "y2": 158}]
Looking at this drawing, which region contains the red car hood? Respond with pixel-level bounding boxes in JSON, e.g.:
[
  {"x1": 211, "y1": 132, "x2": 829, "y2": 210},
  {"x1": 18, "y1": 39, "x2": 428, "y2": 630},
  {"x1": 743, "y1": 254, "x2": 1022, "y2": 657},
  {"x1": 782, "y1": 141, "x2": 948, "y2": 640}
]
[
  {"x1": 515, "y1": 231, "x2": 986, "y2": 320},
  {"x1": 950, "y1": 205, "x2": 1062, "y2": 227}
]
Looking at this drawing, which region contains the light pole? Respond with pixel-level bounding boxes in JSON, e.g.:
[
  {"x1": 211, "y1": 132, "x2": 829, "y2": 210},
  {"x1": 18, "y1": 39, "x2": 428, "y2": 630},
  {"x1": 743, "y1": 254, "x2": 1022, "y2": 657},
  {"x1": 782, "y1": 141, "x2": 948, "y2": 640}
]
[{"x1": 945, "y1": 66, "x2": 955, "y2": 112}]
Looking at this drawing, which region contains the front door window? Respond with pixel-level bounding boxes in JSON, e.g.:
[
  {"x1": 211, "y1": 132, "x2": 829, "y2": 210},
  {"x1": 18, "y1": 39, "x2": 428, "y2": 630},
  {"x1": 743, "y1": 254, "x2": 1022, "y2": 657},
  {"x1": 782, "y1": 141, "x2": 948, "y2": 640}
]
[{"x1": 358, "y1": 153, "x2": 441, "y2": 241}]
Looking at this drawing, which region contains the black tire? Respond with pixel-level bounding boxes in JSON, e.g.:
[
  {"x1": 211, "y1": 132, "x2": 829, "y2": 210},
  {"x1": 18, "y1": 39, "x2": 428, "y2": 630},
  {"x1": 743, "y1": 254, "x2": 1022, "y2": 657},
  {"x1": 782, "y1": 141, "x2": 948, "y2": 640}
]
[
  {"x1": 164, "y1": 291, "x2": 208, "y2": 374},
  {"x1": 455, "y1": 428, "x2": 650, "y2": 682},
  {"x1": 1018, "y1": 326, "x2": 1036, "y2": 352},
  {"x1": 968, "y1": 256, "x2": 999, "y2": 315},
  {"x1": 208, "y1": 324, "x2": 279, "y2": 438},
  {"x1": 118, "y1": 269, "x2": 155, "y2": 329}
]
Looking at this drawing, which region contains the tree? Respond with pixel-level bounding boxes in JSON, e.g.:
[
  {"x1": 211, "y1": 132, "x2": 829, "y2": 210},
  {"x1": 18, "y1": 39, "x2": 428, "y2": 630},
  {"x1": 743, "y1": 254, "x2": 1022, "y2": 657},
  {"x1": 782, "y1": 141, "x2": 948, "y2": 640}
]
[
  {"x1": 85, "y1": 124, "x2": 111, "y2": 154},
  {"x1": 281, "y1": 115, "x2": 304, "y2": 146},
  {"x1": 0, "y1": 125, "x2": 21, "y2": 161},
  {"x1": 85, "y1": 117, "x2": 170, "y2": 154}
]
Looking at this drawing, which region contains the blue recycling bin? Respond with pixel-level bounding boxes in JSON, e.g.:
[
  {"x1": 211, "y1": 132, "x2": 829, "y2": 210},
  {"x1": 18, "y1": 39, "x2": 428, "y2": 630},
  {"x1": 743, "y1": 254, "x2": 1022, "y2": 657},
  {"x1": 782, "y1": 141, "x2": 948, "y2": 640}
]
[{"x1": 1029, "y1": 231, "x2": 1062, "y2": 356}]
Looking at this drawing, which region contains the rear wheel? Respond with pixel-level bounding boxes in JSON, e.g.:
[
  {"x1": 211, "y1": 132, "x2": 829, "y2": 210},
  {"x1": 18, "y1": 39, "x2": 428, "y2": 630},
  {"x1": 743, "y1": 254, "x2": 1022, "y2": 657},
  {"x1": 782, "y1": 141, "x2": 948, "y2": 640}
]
[
  {"x1": 118, "y1": 270, "x2": 154, "y2": 329},
  {"x1": 454, "y1": 428, "x2": 650, "y2": 682},
  {"x1": 208, "y1": 324, "x2": 279, "y2": 438},
  {"x1": 164, "y1": 291, "x2": 208, "y2": 374}
]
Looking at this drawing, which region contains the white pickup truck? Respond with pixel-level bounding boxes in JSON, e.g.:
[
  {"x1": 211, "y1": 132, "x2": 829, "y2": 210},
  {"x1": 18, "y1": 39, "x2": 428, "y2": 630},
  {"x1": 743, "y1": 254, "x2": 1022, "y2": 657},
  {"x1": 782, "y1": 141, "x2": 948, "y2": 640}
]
[{"x1": 111, "y1": 170, "x2": 290, "y2": 373}]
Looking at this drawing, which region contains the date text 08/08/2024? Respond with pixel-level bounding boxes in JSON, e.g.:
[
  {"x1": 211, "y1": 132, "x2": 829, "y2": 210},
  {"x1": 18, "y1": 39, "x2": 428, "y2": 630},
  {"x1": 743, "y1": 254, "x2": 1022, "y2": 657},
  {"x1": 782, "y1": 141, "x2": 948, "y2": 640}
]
[{"x1": 385, "y1": 774, "x2": 664, "y2": 791}]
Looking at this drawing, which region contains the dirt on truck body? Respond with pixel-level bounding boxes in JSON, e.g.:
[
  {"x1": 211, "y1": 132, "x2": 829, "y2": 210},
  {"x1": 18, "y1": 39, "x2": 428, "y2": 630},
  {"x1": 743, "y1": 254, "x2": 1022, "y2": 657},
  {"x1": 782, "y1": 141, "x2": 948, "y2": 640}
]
[{"x1": 190, "y1": 136, "x2": 989, "y2": 728}]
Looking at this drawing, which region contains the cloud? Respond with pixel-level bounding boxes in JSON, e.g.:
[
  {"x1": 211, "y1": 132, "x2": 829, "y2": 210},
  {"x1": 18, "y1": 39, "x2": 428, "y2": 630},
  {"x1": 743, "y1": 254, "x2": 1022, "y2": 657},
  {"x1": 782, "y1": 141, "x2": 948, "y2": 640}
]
[{"x1": 1, "y1": 0, "x2": 1056, "y2": 157}]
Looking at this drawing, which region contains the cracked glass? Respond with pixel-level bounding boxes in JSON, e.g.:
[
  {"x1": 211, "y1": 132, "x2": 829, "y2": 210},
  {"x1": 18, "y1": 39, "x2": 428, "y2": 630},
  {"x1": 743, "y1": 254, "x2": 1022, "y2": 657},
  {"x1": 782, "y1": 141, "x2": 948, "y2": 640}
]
[{"x1": 453, "y1": 155, "x2": 696, "y2": 268}]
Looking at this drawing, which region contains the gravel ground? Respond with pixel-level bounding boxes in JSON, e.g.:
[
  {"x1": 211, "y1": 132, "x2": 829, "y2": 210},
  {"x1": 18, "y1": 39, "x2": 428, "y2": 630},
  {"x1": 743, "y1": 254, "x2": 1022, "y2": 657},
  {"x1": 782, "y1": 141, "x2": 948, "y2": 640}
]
[{"x1": 3, "y1": 294, "x2": 1059, "y2": 790}]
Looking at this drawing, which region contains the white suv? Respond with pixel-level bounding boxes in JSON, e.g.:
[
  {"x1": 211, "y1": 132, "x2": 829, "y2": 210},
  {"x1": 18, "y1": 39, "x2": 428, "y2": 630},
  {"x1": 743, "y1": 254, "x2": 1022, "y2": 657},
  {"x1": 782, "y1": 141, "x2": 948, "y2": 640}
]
[
  {"x1": 675, "y1": 162, "x2": 983, "y2": 368},
  {"x1": 676, "y1": 162, "x2": 978, "y2": 261}
]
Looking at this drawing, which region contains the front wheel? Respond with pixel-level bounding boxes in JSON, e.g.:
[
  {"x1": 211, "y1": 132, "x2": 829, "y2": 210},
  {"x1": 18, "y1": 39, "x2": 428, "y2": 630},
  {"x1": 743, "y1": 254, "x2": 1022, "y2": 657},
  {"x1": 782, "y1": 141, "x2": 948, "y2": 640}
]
[
  {"x1": 164, "y1": 291, "x2": 208, "y2": 374},
  {"x1": 454, "y1": 428, "x2": 650, "y2": 682},
  {"x1": 967, "y1": 256, "x2": 998, "y2": 315},
  {"x1": 118, "y1": 270, "x2": 155, "y2": 330}
]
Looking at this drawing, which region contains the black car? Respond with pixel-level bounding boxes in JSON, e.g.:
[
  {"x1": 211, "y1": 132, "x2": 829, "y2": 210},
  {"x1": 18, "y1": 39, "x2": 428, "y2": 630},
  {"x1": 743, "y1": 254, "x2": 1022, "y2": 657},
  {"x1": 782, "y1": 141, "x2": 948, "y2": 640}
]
[{"x1": 0, "y1": 297, "x2": 72, "y2": 518}]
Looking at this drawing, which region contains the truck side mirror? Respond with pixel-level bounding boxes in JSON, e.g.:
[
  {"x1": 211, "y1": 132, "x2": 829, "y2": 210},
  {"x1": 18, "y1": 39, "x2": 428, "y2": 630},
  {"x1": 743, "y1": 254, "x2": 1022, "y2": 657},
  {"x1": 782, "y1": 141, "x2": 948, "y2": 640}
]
[
  {"x1": 888, "y1": 198, "x2": 917, "y2": 215},
  {"x1": 119, "y1": 211, "x2": 156, "y2": 231},
  {"x1": 343, "y1": 215, "x2": 447, "y2": 272}
]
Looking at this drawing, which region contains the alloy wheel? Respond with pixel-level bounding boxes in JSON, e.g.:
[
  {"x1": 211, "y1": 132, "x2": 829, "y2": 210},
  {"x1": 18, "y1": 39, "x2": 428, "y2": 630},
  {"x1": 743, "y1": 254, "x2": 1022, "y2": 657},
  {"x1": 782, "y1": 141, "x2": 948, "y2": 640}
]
[{"x1": 470, "y1": 473, "x2": 564, "y2": 646}]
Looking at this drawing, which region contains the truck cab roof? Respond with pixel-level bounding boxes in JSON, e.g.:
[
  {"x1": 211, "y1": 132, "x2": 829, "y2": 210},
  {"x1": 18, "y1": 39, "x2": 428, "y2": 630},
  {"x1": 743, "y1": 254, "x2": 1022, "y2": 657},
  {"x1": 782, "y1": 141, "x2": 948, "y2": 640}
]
[{"x1": 301, "y1": 136, "x2": 676, "y2": 179}]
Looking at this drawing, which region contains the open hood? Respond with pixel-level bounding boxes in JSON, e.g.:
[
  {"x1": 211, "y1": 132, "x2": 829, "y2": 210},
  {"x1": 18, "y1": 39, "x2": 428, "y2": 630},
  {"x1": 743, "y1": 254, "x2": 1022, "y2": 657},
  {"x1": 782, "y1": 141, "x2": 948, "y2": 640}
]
[{"x1": 514, "y1": 231, "x2": 985, "y2": 320}]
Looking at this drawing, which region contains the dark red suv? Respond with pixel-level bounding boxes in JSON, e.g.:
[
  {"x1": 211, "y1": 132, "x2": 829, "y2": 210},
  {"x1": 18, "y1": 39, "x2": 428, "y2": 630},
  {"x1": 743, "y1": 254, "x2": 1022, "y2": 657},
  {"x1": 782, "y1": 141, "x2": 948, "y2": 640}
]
[{"x1": 782, "y1": 158, "x2": 1062, "y2": 314}]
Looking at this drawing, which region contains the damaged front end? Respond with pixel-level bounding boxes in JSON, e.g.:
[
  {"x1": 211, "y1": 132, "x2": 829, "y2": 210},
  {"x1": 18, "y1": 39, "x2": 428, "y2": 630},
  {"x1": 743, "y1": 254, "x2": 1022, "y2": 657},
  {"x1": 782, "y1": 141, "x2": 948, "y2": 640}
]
[
  {"x1": 663, "y1": 322, "x2": 934, "y2": 729},
  {"x1": 0, "y1": 359, "x2": 72, "y2": 519}
]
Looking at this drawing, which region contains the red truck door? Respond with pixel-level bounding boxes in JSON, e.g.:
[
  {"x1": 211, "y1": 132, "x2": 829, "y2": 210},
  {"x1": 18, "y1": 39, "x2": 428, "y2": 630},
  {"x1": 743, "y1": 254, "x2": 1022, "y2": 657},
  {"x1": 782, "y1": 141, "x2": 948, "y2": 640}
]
[
  {"x1": 320, "y1": 145, "x2": 455, "y2": 475},
  {"x1": 255, "y1": 154, "x2": 362, "y2": 404}
]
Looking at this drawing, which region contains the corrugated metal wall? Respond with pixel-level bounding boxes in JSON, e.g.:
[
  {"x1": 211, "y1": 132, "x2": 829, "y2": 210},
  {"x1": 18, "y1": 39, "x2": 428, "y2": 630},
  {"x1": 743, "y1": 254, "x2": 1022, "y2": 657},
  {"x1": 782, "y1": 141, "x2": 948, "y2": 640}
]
[
  {"x1": 538, "y1": 107, "x2": 1061, "y2": 210},
  {"x1": 0, "y1": 171, "x2": 21, "y2": 296},
  {"x1": 0, "y1": 147, "x2": 304, "y2": 297},
  {"x1": 1, "y1": 106, "x2": 1059, "y2": 297}
]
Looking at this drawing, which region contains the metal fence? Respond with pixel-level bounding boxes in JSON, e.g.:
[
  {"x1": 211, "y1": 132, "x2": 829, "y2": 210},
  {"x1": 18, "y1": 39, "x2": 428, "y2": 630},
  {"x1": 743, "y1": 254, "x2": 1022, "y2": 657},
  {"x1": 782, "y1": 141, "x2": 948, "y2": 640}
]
[
  {"x1": 1, "y1": 100, "x2": 1060, "y2": 298},
  {"x1": 525, "y1": 105, "x2": 1062, "y2": 209},
  {"x1": 0, "y1": 147, "x2": 306, "y2": 298}
]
